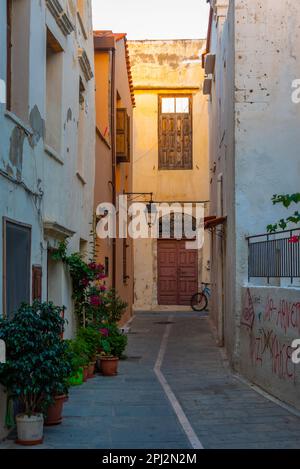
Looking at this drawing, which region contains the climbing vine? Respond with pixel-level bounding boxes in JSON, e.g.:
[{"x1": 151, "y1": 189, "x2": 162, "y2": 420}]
[
  {"x1": 52, "y1": 240, "x2": 107, "y2": 326},
  {"x1": 267, "y1": 193, "x2": 300, "y2": 242}
]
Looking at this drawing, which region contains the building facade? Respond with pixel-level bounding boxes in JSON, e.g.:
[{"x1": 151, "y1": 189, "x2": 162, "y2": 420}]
[
  {"x1": 205, "y1": 0, "x2": 300, "y2": 409},
  {"x1": 94, "y1": 31, "x2": 135, "y2": 325},
  {"x1": 0, "y1": 0, "x2": 95, "y2": 438},
  {"x1": 128, "y1": 39, "x2": 210, "y2": 311}
]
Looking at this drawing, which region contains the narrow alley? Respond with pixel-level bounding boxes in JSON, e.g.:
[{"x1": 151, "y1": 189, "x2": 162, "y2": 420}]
[
  {"x1": 1, "y1": 0, "x2": 300, "y2": 456},
  {"x1": 3, "y1": 312, "x2": 300, "y2": 450}
]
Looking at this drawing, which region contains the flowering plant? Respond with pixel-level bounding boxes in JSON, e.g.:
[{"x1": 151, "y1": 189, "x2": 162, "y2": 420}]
[
  {"x1": 267, "y1": 193, "x2": 300, "y2": 243},
  {"x1": 52, "y1": 241, "x2": 107, "y2": 325}
]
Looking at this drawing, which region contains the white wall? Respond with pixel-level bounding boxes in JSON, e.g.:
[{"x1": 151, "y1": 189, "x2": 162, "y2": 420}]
[
  {"x1": 0, "y1": 0, "x2": 95, "y2": 438},
  {"x1": 208, "y1": 0, "x2": 300, "y2": 372},
  {"x1": 234, "y1": 0, "x2": 300, "y2": 364}
]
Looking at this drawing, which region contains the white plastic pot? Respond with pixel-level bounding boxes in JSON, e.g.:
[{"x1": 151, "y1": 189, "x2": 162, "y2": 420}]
[{"x1": 16, "y1": 413, "x2": 44, "y2": 445}]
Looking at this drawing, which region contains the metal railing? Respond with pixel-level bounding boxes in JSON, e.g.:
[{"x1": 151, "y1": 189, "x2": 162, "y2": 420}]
[{"x1": 247, "y1": 228, "x2": 300, "y2": 283}]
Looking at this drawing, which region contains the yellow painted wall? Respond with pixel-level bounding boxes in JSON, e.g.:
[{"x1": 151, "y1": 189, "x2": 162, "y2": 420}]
[
  {"x1": 128, "y1": 39, "x2": 210, "y2": 310},
  {"x1": 94, "y1": 40, "x2": 134, "y2": 325}
]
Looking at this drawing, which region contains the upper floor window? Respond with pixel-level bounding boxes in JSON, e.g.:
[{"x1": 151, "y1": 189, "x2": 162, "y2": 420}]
[
  {"x1": 45, "y1": 28, "x2": 63, "y2": 156},
  {"x1": 6, "y1": 0, "x2": 30, "y2": 122},
  {"x1": 158, "y1": 95, "x2": 193, "y2": 170}
]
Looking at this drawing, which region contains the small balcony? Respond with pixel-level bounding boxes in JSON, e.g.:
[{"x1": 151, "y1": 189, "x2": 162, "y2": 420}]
[{"x1": 247, "y1": 228, "x2": 300, "y2": 286}]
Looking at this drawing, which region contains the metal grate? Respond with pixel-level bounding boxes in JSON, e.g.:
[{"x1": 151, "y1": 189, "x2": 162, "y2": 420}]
[{"x1": 248, "y1": 228, "x2": 300, "y2": 283}]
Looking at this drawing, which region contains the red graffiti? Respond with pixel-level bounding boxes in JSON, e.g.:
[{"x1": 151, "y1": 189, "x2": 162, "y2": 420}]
[
  {"x1": 242, "y1": 288, "x2": 255, "y2": 331},
  {"x1": 251, "y1": 328, "x2": 295, "y2": 381}
]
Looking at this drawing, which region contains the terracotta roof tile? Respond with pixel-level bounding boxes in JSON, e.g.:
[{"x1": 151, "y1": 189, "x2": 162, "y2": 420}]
[{"x1": 93, "y1": 31, "x2": 135, "y2": 107}]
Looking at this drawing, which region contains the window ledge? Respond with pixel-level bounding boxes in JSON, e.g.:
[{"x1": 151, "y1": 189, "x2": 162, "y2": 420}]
[
  {"x1": 76, "y1": 171, "x2": 86, "y2": 185},
  {"x1": 45, "y1": 144, "x2": 64, "y2": 165},
  {"x1": 5, "y1": 111, "x2": 33, "y2": 136}
]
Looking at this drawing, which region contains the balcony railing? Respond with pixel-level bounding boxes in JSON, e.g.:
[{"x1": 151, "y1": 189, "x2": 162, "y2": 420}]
[{"x1": 247, "y1": 228, "x2": 300, "y2": 284}]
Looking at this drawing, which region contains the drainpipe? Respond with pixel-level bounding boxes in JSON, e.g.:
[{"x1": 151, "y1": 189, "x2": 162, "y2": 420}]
[{"x1": 111, "y1": 47, "x2": 116, "y2": 290}]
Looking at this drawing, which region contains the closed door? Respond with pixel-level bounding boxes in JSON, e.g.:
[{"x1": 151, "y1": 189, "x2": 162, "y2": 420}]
[{"x1": 158, "y1": 240, "x2": 198, "y2": 305}]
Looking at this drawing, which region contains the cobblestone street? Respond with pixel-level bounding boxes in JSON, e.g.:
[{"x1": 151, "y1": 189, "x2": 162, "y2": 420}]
[{"x1": 2, "y1": 312, "x2": 300, "y2": 449}]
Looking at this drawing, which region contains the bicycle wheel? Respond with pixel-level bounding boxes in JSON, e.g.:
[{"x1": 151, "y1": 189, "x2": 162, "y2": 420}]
[{"x1": 191, "y1": 292, "x2": 208, "y2": 312}]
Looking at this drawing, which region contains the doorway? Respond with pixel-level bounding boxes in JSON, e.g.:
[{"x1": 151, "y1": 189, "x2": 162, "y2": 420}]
[{"x1": 157, "y1": 239, "x2": 198, "y2": 305}]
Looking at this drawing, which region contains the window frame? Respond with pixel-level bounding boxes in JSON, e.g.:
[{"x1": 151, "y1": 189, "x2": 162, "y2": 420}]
[
  {"x1": 2, "y1": 217, "x2": 32, "y2": 318},
  {"x1": 158, "y1": 94, "x2": 193, "y2": 171}
]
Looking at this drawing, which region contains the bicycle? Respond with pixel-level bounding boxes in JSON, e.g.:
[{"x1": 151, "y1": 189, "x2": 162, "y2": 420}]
[{"x1": 191, "y1": 283, "x2": 211, "y2": 312}]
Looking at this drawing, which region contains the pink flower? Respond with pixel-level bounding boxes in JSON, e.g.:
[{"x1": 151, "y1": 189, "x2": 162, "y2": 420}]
[
  {"x1": 100, "y1": 285, "x2": 107, "y2": 292},
  {"x1": 90, "y1": 295, "x2": 102, "y2": 307},
  {"x1": 97, "y1": 273, "x2": 107, "y2": 280},
  {"x1": 99, "y1": 328, "x2": 109, "y2": 337},
  {"x1": 88, "y1": 262, "x2": 97, "y2": 270},
  {"x1": 80, "y1": 278, "x2": 90, "y2": 287},
  {"x1": 289, "y1": 235, "x2": 300, "y2": 244}
]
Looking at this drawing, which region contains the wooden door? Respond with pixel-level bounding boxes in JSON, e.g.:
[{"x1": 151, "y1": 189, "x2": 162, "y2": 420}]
[{"x1": 158, "y1": 240, "x2": 198, "y2": 305}]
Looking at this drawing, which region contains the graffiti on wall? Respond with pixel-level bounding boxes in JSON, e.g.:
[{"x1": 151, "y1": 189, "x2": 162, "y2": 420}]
[{"x1": 242, "y1": 289, "x2": 300, "y2": 382}]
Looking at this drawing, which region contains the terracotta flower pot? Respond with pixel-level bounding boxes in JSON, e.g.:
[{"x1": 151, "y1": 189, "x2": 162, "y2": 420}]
[
  {"x1": 44, "y1": 395, "x2": 66, "y2": 426},
  {"x1": 100, "y1": 357, "x2": 119, "y2": 376},
  {"x1": 88, "y1": 361, "x2": 96, "y2": 379},
  {"x1": 16, "y1": 413, "x2": 44, "y2": 446},
  {"x1": 83, "y1": 365, "x2": 89, "y2": 382}
]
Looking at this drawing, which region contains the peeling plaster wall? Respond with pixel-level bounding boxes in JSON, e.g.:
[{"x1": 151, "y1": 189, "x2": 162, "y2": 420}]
[
  {"x1": 128, "y1": 40, "x2": 209, "y2": 310},
  {"x1": 208, "y1": 0, "x2": 300, "y2": 385},
  {"x1": 0, "y1": 0, "x2": 95, "y2": 438}
]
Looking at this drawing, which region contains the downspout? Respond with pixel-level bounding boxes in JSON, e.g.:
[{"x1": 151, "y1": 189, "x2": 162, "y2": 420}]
[{"x1": 111, "y1": 46, "x2": 116, "y2": 290}]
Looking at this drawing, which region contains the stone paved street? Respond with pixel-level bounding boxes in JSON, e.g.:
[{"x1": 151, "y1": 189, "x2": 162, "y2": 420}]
[{"x1": 2, "y1": 312, "x2": 300, "y2": 449}]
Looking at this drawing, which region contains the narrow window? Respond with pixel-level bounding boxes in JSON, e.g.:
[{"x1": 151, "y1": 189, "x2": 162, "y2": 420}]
[
  {"x1": 3, "y1": 219, "x2": 31, "y2": 318},
  {"x1": 158, "y1": 95, "x2": 193, "y2": 170},
  {"x1": 77, "y1": 77, "x2": 86, "y2": 182},
  {"x1": 105, "y1": 257, "x2": 109, "y2": 278},
  {"x1": 6, "y1": 0, "x2": 30, "y2": 122},
  {"x1": 32, "y1": 265, "x2": 42, "y2": 302},
  {"x1": 46, "y1": 28, "x2": 63, "y2": 155},
  {"x1": 123, "y1": 239, "x2": 129, "y2": 284}
]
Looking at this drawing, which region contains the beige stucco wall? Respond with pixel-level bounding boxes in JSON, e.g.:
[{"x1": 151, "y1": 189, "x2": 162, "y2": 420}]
[
  {"x1": 94, "y1": 38, "x2": 134, "y2": 325},
  {"x1": 128, "y1": 40, "x2": 209, "y2": 310}
]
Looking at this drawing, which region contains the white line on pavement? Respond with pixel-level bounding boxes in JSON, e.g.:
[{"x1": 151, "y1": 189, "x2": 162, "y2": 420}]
[{"x1": 154, "y1": 315, "x2": 204, "y2": 450}]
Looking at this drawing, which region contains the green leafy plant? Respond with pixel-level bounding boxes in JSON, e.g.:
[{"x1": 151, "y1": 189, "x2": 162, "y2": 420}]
[
  {"x1": 99, "y1": 323, "x2": 128, "y2": 359},
  {"x1": 77, "y1": 326, "x2": 101, "y2": 361},
  {"x1": 267, "y1": 193, "x2": 300, "y2": 239},
  {"x1": 103, "y1": 290, "x2": 128, "y2": 323},
  {"x1": 0, "y1": 302, "x2": 72, "y2": 416}
]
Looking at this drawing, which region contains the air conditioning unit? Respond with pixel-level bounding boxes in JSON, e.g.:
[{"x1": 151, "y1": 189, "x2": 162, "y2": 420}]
[
  {"x1": 205, "y1": 54, "x2": 216, "y2": 75},
  {"x1": 203, "y1": 78, "x2": 212, "y2": 96}
]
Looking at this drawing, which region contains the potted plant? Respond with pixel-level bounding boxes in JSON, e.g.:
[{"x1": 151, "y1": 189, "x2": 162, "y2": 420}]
[
  {"x1": 0, "y1": 302, "x2": 70, "y2": 445},
  {"x1": 77, "y1": 327, "x2": 101, "y2": 378},
  {"x1": 99, "y1": 323, "x2": 128, "y2": 376},
  {"x1": 70, "y1": 337, "x2": 90, "y2": 382},
  {"x1": 44, "y1": 342, "x2": 73, "y2": 426}
]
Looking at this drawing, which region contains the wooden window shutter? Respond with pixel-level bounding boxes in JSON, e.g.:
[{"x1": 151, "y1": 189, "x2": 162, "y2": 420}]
[
  {"x1": 158, "y1": 95, "x2": 193, "y2": 170},
  {"x1": 116, "y1": 108, "x2": 129, "y2": 162},
  {"x1": 32, "y1": 265, "x2": 42, "y2": 301},
  {"x1": 123, "y1": 239, "x2": 129, "y2": 284}
]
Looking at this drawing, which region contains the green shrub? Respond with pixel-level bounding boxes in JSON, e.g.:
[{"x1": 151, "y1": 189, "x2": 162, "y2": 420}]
[
  {"x1": 0, "y1": 302, "x2": 72, "y2": 415},
  {"x1": 99, "y1": 323, "x2": 127, "y2": 359}
]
